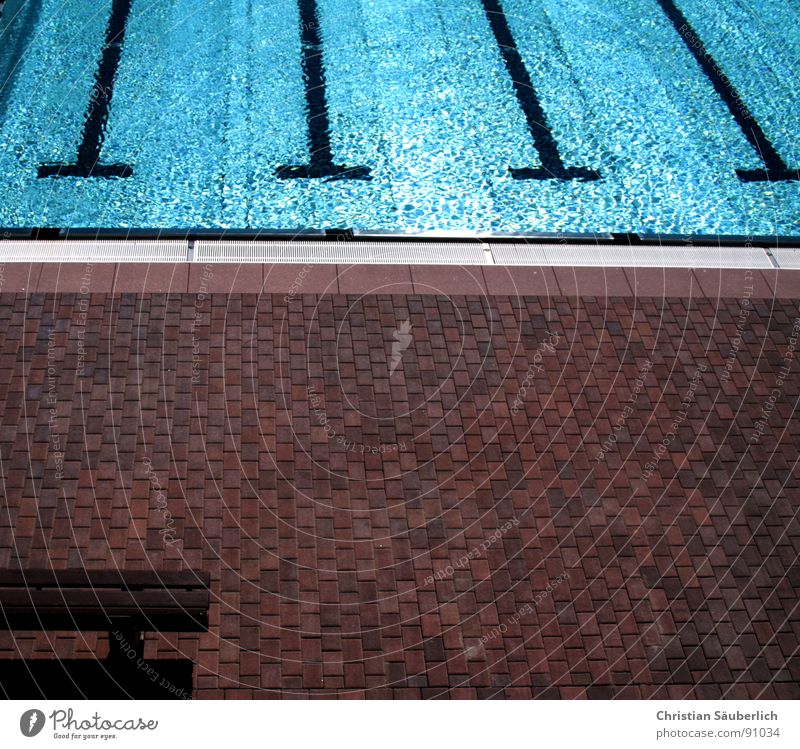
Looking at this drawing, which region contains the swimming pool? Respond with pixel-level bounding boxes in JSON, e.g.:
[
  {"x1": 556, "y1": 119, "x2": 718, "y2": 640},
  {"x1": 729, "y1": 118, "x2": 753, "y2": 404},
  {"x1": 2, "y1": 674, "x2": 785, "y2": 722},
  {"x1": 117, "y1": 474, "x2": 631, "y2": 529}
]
[{"x1": 0, "y1": 0, "x2": 797, "y2": 235}]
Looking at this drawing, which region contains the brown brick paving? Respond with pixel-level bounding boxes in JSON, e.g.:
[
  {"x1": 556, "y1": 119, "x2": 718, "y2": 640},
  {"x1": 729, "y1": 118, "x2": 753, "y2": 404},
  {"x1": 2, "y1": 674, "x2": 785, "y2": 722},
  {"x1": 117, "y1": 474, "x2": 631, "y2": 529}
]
[{"x1": 0, "y1": 289, "x2": 798, "y2": 699}]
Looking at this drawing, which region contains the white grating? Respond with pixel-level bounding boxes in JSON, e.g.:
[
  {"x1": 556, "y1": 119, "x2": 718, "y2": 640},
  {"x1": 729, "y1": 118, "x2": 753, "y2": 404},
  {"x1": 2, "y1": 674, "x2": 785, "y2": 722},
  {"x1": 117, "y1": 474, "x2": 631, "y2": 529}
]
[
  {"x1": 0, "y1": 238, "x2": 781, "y2": 269},
  {"x1": 490, "y1": 243, "x2": 772, "y2": 268},
  {"x1": 0, "y1": 240, "x2": 188, "y2": 262},
  {"x1": 486, "y1": 243, "x2": 549, "y2": 265},
  {"x1": 774, "y1": 249, "x2": 800, "y2": 269},
  {"x1": 194, "y1": 240, "x2": 488, "y2": 264}
]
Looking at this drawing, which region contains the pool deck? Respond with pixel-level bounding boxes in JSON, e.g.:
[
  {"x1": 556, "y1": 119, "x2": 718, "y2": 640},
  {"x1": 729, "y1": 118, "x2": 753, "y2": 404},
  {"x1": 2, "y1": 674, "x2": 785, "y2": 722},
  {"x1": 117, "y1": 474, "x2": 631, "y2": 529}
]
[
  {"x1": 0, "y1": 262, "x2": 799, "y2": 298},
  {"x1": 0, "y1": 273, "x2": 798, "y2": 698}
]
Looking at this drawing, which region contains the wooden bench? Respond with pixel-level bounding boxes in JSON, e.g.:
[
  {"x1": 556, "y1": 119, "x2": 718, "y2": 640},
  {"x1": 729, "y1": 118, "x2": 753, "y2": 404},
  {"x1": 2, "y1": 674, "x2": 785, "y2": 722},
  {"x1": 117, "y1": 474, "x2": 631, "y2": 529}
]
[{"x1": 0, "y1": 569, "x2": 210, "y2": 634}]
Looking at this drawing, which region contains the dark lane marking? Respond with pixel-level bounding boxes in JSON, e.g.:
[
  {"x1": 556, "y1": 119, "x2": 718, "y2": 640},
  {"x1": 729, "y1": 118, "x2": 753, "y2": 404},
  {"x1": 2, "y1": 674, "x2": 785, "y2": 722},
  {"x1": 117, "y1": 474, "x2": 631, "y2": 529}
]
[
  {"x1": 657, "y1": 0, "x2": 798, "y2": 182},
  {"x1": 276, "y1": 0, "x2": 371, "y2": 180},
  {"x1": 0, "y1": 0, "x2": 45, "y2": 125},
  {"x1": 38, "y1": 0, "x2": 134, "y2": 178},
  {"x1": 480, "y1": 0, "x2": 599, "y2": 181}
]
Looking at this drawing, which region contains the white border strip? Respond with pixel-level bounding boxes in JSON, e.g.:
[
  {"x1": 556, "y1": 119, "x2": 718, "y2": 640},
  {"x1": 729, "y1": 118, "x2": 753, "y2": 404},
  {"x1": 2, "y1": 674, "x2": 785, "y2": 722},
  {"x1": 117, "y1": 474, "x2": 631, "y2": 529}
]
[
  {"x1": 490, "y1": 243, "x2": 773, "y2": 268},
  {"x1": 774, "y1": 248, "x2": 800, "y2": 269},
  {"x1": 0, "y1": 240, "x2": 187, "y2": 262},
  {"x1": 194, "y1": 240, "x2": 488, "y2": 264},
  {"x1": 0, "y1": 240, "x2": 787, "y2": 268}
]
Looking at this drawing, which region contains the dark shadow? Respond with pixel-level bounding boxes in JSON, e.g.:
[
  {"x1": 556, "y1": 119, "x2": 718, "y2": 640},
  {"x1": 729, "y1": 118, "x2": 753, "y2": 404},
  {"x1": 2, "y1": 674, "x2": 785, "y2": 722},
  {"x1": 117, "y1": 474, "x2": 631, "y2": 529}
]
[
  {"x1": 0, "y1": 0, "x2": 44, "y2": 127},
  {"x1": 0, "y1": 658, "x2": 193, "y2": 699}
]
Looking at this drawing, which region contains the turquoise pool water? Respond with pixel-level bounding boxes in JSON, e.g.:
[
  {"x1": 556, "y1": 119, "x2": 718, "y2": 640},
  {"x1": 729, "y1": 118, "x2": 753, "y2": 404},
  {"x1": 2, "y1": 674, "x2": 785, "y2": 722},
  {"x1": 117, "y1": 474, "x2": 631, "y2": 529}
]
[{"x1": 0, "y1": 0, "x2": 797, "y2": 235}]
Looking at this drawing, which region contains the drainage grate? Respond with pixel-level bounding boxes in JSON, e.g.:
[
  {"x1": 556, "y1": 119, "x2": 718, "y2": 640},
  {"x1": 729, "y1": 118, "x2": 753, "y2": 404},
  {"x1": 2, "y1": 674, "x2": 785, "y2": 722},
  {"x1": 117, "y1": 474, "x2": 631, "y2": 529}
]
[
  {"x1": 0, "y1": 240, "x2": 188, "y2": 262},
  {"x1": 194, "y1": 240, "x2": 488, "y2": 264},
  {"x1": 488, "y1": 243, "x2": 554, "y2": 265},
  {"x1": 774, "y1": 249, "x2": 800, "y2": 269},
  {"x1": 490, "y1": 243, "x2": 772, "y2": 268},
  {"x1": 0, "y1": 239, "x2": 781, "y2": 269}
]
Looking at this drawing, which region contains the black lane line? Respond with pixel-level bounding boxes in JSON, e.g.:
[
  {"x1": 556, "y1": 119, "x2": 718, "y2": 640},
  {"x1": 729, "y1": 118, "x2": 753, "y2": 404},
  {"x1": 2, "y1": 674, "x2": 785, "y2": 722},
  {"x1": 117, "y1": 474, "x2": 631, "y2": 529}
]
[
  {"x1": 0, "y1": 0, "x2": 45, "y2": 125},
  {"x1": 480, "y1": 0, "x2": 599, "y2": 181},
  {"x1": 657, "y1": 0, "x2": 798, "y2": 182},
  {"x1": 38, "y1": 0, "x2": 134, "y2": 178},
  {"x1": 276, "y1": 0, "x2": 371, "y2": 180}
]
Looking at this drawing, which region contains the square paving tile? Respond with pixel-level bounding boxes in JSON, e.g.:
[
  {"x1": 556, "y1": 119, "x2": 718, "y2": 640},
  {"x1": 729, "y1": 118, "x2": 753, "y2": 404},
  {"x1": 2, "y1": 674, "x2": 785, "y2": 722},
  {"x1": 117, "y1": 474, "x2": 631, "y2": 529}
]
[
  {"x1": 482, "y1": 266, "x2": 559, "y2": 296},
  {"x1": 262, "y1": 264, "x2": 339, "y2": 294},
  {"x1": 763, "y1": 269, "x2": 800, "y2": 299},
  {"x1": 409, "y1": 265, "x2": 488, "y2": 295},
  {"x1": 114, "y1": 263, "x2": 190, "y2": 293},
  {"x1": 553, "y1": 266, "x2": 632, "y2": 297},
  {"x1": 336, "y1": 264, "x2": 414, "y2": 295},
  {"x1": 36, "y1": 263, "x2": 116, "y2": 293},
  {"x1": 0, "y1": 263, "x2": 40, "y2": 293},
  {"x1": 624, "y1": 268, "x2": 697, "y2": 298},
  {"x1": 188, "y1": 264, "x2": 264, "y2": 293},
  {"x1": 692, "y1": 268, "x2": 774, "y2": 299}
]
